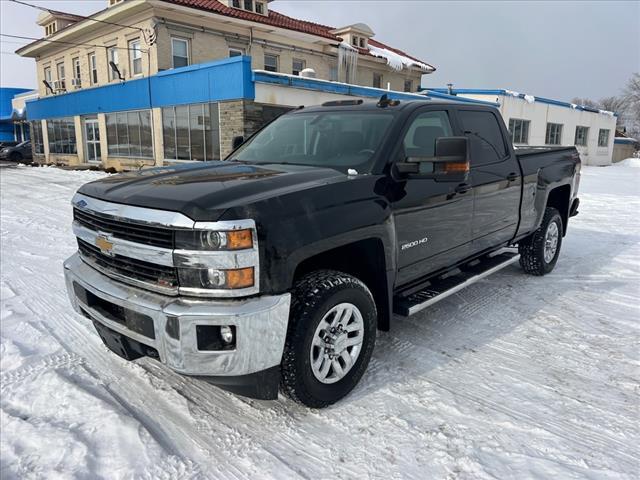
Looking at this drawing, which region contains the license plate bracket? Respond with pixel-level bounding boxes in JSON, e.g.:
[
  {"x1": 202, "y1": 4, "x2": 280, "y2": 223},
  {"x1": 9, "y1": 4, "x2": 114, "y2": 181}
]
[{"x1": 92, "y1": 321, "x2": 149, "y2": 361}]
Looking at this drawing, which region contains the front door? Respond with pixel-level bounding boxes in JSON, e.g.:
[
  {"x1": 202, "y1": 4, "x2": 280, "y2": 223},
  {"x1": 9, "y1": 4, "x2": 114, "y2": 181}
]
[
  {"x1": 391, "y1": 108, "x2": 474, "y2": 286},
  {"x1": 84, "y1": 117, "x2": 101, "y2": 164}
]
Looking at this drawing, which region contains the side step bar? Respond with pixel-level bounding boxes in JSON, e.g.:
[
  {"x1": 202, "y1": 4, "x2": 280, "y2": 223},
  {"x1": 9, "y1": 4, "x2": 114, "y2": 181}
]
[{"x1": 393, "y1": 250, "x2": 520, "y2": 317}]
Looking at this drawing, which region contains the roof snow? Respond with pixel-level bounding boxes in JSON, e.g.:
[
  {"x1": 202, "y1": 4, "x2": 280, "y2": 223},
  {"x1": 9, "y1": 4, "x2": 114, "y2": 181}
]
[{"x1": 368, "y1": 44, "x2": 435, "y2": 72}]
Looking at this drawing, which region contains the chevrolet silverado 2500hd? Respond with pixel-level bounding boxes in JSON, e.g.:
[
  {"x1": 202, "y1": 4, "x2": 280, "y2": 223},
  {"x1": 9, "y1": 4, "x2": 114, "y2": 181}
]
[{"x1": 64, "y1": 97, "x2": 580, "y2": 407}]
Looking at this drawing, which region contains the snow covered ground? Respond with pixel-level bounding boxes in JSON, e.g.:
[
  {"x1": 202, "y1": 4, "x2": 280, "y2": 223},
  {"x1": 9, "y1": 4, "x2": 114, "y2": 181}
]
[{"x1": 1, "y1": 164, "x2": 638, "y2": 479}]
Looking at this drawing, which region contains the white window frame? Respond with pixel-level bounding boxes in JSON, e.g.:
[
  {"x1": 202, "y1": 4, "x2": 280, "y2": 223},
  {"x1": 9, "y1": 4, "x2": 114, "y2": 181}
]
[
  {"x1": 72, "y1": 57, "x2": 81, "y2": 82},
  {"x1": 264, "y1": 53, "x2": 278, "y2": 72},
  {"x1": 129, "y1": 39, "x2": 142, "y2": 76},
  {"x1": 598, "y1": 129, "x2": 610, "y2": 147},
  {"x1": 509, "y1": 118, "x2": 530, "y2": 145},
  {"x1": 243, "y1": 0, "x2": 253, "y2": 11},
  {"x1": 171, "y1": 37, "x2": 190, "y2": 69},
  {"x1": 574, "y1": 125, "x2": 589, "y2": 147},
  {"x1": 255, "y1": 1, "x2": 264, "y2": 14},
  {"x1": 292, "y1": 58, "x2": 305, "y2": 76},
  {"x1": 88, "y1": 53, "x2": 98, "y2": 85},
  {"x1": 56, "y1": 62, "x2": 66, "y2": 89},
  {"x1": 107, "y1": 46, "x2": 119, "y2": 81},
  {"x1": 545, "y1": 122, "x2": 563, "y2": 145}
]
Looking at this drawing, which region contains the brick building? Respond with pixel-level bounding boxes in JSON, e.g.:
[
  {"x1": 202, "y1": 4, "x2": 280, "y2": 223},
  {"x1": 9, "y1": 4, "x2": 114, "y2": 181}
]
[{"x1": 16, "y1": 0, "x2": 438, "y2": 170}]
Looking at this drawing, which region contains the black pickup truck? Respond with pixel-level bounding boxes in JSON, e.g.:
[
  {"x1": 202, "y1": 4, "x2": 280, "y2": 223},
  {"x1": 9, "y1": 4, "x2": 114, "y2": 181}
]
[{"x1": 64, "y1": 97, "x2": 580, "y2": 407}]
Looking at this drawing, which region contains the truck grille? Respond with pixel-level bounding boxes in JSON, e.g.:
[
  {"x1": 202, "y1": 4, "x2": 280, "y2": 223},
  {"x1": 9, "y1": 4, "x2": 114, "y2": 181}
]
[
  {"x1": 73, "y1": 207, "x2": 174, "y2": 249},
  {"x1": 78, "y1": 238, "x2": 178, "y2": 291}
]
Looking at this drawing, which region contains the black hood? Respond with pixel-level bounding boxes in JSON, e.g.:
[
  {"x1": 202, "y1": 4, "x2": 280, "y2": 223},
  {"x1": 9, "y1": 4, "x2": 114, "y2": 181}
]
[{"x1": 78, "y1": 161, "x2": 346, "y2": 221}]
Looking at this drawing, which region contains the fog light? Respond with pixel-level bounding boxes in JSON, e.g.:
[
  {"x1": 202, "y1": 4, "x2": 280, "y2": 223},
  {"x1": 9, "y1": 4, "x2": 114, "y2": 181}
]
[{"x1": 220, "y1": 325, "x2": 234, "y2": 344}]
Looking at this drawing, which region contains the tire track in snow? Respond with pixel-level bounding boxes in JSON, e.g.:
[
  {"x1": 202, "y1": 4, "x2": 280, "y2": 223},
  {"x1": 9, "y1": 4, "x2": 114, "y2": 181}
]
[{"x1": 0, "y1": 351, "x2": 84, "y2": 388}]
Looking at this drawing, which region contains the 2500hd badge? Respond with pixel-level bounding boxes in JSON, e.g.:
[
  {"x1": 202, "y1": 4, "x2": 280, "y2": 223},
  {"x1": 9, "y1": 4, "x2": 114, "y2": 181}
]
[{"x1": 64, "y1": 97, "x2": 580, "y2": 408}]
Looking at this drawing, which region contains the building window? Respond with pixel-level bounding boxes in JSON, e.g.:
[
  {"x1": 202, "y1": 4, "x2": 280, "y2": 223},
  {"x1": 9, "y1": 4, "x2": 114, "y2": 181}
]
[
  {"x1": 229, "y1": 48, "x2": 244, "y2": 57},
  {"x1": 264, "y1": 53, "x2": 278, "y2": 72},
  {"x1": 292, "y1": 58, "x2": 305, "y2": 76},
  {"x1": 109, "y1": 0, "x2": 124, "y2": 5},
  {"x1": 244, "y1": 0, "x2": 253, "y2": 11},
  {"x1": 171, "y1": 38, "x2": 190, "y2": 68},
  {"x1": 403, "y1": 79, "x2": 413, "y2": 92},
  {"x1": 107, "y1": 46, "x2": 119, "y2": 81},
  {"x1": 509, "y1": 118, "x2": 530, "y2": 144},
  {"x1": 545, "y1": 122, "x2": 563, "y2": 145},
  {"x1": 373, "y1": 72, "x2": 383, "y2": 89},
  {"x1": 43, "y1": 66, "x2": 52, "y2": 93},
  {"x1": 329, "y1": 66, "x2": 338, "y2": 82},
  {"x1": 45, "y1": 22, "x2": 57, "y2": 36},
  {"x1": 255, "y1": 2, "x2": 264, "y2": 14},
  {"x1": 55, "y1": 62, "x2": 66, "y2": 91},
  {"x1": 129, "y1": 39, "x2": 142, "y2": 75},
  {"x1": 88, "y1": 53, "x2": 98, "y2": 85},
  {"x1": 31, "y1": 122, "x2": 44, "y2": 154},
  {"x1": 352, "y1": 36, "x2": 359, "y2": 47},
  {"x1": 71, "y1": 57, "x2": 82, "y2": 87},
  {"x1": 232, "y1": 0, "x2": 240, "y2": 7},
  {"x1": 359, "y1": 38, "x2": 365, "y2": 48},
  {"x1": 162, "y1": 103, "x2": 220, "y2": 162},
  {"x1": 106, "y1": 110, "x2": 153, "y2": 158},
  {"x1": 574, "y1": 126, "x2": 589, "y2": 146},
  {"x1": 598, "y1": 129, "x2": 610, "y2": 147},
  {"x1": 46, "y1": 118, "x2": 76, "y2": 154}
]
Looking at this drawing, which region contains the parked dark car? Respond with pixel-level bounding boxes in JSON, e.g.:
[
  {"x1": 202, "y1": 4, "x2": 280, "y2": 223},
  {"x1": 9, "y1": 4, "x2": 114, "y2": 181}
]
[
  {"x1": 0, "y1": 140, "x2": 32, "y2": 162},
  {"x1": 64, "y1": 97, "x2": 581, "y2": 407}
]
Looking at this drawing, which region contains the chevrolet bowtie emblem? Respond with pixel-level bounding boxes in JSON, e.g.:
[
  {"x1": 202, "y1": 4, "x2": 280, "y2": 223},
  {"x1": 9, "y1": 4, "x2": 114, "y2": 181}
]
[{"x1": 96, "y1": 235, "x2": 114, "y2": 255}]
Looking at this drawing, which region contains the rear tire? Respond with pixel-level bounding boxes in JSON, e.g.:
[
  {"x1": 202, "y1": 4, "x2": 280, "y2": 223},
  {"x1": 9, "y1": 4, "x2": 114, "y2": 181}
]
[
  {"x1": 519, "y1": 207, "x2": 563, "y2": 275},
  {"x1": 280, "y1": 270, "x2": 377, "y2": 408}
]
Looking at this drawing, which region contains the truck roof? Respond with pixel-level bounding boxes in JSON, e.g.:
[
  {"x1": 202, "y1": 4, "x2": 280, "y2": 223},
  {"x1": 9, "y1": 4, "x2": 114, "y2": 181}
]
[{"x1": 294, "y1": 97, "x2": 497, "y2": 115}]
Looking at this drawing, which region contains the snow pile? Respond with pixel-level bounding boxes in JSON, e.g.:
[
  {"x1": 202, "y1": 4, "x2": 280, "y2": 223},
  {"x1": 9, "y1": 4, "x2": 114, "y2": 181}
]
[
  {"x1": 614, "y1": 157, "x2": 640, "y2": 167},
  {"x1": 1, "y1": 164, "x2": 639, "y2": 479},
  {"x1": 368, "y1": 44, "x2": 434, "y2": 72},
  {"x1": 571, "y1": 103, "x2": 578, "y2": 109},
  {"x1": 505, "y1": 90, "x2": 520, "y2": 97},
  {"x1": 523, "y1": 94, "x2": 535, "y2": 103},
  {"x1": 599, "y1": 109, "x2": 615, "y2": 116}
]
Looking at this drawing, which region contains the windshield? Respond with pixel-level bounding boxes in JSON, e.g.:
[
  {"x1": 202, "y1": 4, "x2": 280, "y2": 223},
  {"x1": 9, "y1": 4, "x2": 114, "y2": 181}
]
[{"x1": 228, "y1": 111, "x2": 394, "y2": 172}]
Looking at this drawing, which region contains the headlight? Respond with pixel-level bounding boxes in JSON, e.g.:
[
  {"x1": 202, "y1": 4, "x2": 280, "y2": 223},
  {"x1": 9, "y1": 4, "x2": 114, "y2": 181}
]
[
  {"x1": 178, "y1": 267, "x2": 255, "y2": 290},
  {"x1": 175, "y1": 229, "x2": 253, "y2": 250}
]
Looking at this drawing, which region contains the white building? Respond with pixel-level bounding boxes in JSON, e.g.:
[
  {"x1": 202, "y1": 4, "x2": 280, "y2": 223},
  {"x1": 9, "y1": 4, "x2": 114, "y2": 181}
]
[{"x1": 426, "y1": 88, "x2": 618, "y2": 166}]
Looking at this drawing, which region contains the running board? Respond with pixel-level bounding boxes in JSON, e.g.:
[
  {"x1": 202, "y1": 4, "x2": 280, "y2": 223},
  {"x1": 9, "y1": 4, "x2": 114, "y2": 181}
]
[{"x1": 393, "y1": 250, "x2": 520, "y2": 317}]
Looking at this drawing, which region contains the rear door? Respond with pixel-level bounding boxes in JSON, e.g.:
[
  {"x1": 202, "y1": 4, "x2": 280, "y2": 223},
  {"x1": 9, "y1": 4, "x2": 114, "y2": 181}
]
[
  {"x1": 457, "y1": 108, "x2": 521, "y2": 252},
  {"x1": 391, "y1": 107, "x2": 474, "y2": 286}
]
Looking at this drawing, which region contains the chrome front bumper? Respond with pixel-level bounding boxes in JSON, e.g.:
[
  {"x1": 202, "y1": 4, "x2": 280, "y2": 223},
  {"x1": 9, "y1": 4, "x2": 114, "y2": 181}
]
[{"x1": 64, "y1": 253, "x2": 291, "y2": 377}]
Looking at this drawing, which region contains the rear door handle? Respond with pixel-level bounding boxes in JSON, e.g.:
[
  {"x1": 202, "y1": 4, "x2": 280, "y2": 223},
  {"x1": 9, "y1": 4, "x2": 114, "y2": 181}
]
[
  {"x1": 506, "y1": 172, "x2": 519, "y2": 182},
  {"x1": 455, "y1": 183, "x2": 471, "y2": 194}
]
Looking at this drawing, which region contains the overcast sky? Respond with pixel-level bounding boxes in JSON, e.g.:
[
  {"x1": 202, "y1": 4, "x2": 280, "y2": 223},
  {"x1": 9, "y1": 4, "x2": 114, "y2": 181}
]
[{"x1": 1, "y1": 0, "x2": 638, "y2": 103}]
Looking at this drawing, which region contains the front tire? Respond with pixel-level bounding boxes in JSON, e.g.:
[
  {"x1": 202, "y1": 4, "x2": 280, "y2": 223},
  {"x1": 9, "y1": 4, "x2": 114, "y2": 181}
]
[
  {"x1": 9, "y1": 152, "x2": 22, "y2": 162},
  {"x1": 280, "y1": 270, "x2": 377, "y2": 408},
  {"x1": 519, "y1": 207, "x2": 563, "y2": 275}
]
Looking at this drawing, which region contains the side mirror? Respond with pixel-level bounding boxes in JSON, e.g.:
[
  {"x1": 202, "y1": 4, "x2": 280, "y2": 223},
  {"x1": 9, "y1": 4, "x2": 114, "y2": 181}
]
[
  {"x1": 396, "y1": 136, "x2": 469, "y2": 182},
  {"x1": 232, "y1": 135, "x2": 244, "y2": 150}
]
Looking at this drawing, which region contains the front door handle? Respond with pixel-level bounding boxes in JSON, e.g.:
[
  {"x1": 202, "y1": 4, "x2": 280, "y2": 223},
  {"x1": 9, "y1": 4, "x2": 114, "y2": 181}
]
[
  {"x1": 506, "y1": 172, "x2": 519, "y2": 182},
  {"x1": 455, "y1": 183, "x2": 471, "y2": 194}
]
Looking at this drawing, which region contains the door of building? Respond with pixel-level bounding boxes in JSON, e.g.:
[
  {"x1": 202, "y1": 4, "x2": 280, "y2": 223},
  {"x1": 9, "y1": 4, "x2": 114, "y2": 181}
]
[{"x1": 84, "y1": 117, "x2": 101, "y2": 163}]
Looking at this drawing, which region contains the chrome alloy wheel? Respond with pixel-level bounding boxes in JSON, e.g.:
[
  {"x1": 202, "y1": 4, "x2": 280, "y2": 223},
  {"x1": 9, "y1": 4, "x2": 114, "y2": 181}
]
[
  {"x1": 544, "y1": 221, "x2": 559, "y2": 263},
  {"x1": 310, "y1": 303, "x2": 364, "y2": 384}
]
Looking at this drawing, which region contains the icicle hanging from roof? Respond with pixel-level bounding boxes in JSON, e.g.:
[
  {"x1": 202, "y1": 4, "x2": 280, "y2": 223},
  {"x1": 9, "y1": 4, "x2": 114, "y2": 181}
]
[{"x1": 338, "y1": 41, "x2": 358, "y2": 83}]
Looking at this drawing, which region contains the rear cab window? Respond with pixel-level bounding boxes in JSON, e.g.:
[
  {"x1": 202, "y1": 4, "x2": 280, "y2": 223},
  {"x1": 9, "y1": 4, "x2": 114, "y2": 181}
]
[{"x1": 458, "y1": 110, "x2": 508, "y2": 166}]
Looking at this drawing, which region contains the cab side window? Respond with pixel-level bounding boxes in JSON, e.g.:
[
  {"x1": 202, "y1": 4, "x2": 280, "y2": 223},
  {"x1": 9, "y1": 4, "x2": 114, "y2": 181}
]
[
  {"x1": 403, "y1": 110, "x2": 453, "y2": 158},
  {"x1": 458, "y1": 110, "x2": 507, "y2": 166}
]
